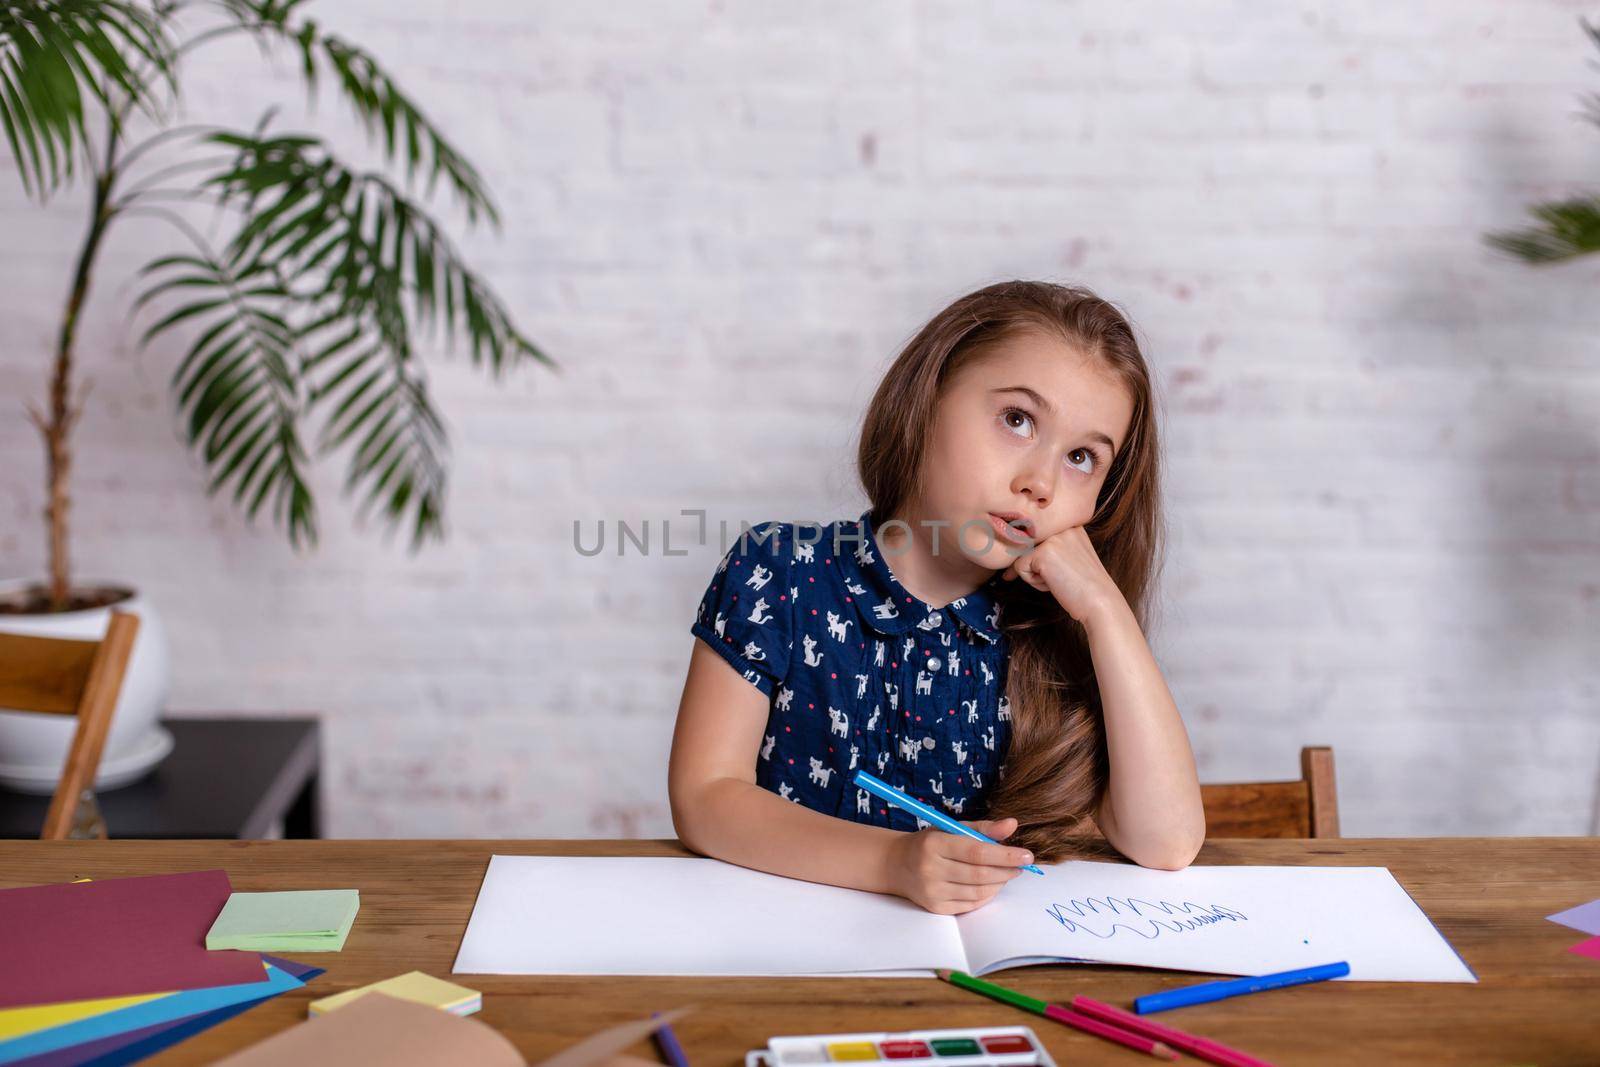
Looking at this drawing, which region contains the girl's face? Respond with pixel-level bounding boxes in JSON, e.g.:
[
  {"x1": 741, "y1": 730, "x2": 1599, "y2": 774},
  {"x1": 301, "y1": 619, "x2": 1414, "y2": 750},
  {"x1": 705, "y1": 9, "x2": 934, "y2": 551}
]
[{"x1": 920, "y1": 327, "x2": 1135, "y2": 571}]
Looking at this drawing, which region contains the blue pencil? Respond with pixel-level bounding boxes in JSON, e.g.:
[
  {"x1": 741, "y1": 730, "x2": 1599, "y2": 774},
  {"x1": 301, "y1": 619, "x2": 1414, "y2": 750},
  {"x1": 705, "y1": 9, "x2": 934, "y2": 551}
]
[
  {"x1": 852, "y1": 769, "x2": 1044, "y2": 875},
  {"x1": 651, "y1": 1011, "x2": 691, "y2": 1067},
  {"x1": 1134, "y1": 961, "x2": 1351, "y2": 1014}
]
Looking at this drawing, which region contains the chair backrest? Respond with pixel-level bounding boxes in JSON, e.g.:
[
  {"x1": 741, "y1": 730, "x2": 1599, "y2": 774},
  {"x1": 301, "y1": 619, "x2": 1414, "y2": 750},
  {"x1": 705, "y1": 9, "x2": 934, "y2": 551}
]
[
  {"x1": 1199, "y1": 745, "x2": 1340, "y2": 838},
  {"x1": 0, "y1": 610, "x2": 140, "y2": 840}
]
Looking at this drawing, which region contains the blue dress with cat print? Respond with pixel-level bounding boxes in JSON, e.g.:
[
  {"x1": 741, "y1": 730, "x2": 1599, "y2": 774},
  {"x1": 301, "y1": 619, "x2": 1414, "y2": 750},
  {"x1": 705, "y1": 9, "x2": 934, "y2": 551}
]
[{"x1": 689, "y1": 507, "x2": 1013, "y2": 832}]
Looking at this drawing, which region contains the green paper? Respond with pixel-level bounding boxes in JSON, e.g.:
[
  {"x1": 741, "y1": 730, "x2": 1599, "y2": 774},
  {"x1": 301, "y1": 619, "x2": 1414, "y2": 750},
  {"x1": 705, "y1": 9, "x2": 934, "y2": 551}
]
[{"x1": 205, "y1": 890, "x2": 360, "y2": 952}]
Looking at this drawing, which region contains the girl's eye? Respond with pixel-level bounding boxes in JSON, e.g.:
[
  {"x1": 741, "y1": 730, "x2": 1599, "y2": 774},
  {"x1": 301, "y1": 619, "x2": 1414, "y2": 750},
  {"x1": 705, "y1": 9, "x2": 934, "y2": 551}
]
[
  {"x1": 1003, "y1": 406, "x2": 1102, "y2": 475},
  {"x1": 1000, "y1": 406, "x2": 1033, "y2": 438}
]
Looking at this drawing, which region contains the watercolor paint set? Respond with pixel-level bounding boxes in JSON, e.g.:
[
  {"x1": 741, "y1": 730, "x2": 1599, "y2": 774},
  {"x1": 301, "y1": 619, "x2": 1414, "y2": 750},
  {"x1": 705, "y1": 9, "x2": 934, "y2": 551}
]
[{"x1": 743, "y1": 1026, "x2": 1057, "y2": 1067}]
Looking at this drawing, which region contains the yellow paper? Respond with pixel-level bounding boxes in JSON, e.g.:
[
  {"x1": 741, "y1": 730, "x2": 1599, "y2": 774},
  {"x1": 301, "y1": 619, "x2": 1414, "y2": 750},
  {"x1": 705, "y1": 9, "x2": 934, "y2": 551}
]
[
  {"x1": 0, "y1": 957, "x2": 271, "y2": 1041},
  {"x1": 308, "y1": 971, "x2": 478, "y2": 1017},
  {"x1": 0, "y1": 992, "x2": 168, "y2": 1041}
]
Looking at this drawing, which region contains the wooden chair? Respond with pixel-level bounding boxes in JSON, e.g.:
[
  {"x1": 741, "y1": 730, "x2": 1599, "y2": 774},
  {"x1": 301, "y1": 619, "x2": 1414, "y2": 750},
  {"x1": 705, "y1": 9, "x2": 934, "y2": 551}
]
[
  {"x1": 1199, "y1": 745, "x2": 1341, "y2": 838},
  {"x1": 0, "y1": 610, "x2": 140, "y2": 840}
]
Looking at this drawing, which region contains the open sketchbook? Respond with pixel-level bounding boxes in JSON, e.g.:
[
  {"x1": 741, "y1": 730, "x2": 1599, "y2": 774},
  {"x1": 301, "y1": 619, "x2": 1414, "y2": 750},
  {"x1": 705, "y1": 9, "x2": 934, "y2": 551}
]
[{"x1": 452, "y1": 855, "x2": 1476, "y2": 984}]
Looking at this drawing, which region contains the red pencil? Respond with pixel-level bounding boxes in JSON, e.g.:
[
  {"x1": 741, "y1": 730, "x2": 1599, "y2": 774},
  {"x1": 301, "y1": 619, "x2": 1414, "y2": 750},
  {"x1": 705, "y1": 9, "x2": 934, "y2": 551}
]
[{"x1": 1070, "y1": 995, "x2": 1278, "y2": 1067}]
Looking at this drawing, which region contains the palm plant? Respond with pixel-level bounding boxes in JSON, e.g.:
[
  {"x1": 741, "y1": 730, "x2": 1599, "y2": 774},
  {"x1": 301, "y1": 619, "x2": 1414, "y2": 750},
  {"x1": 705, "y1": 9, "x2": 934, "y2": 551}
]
[
  {"x1": 1484, "y1": 18, "x2": 1600, "y2": 264},
  {"x1": 1, "y1": 0, "x2": 555, "y2": 613}
]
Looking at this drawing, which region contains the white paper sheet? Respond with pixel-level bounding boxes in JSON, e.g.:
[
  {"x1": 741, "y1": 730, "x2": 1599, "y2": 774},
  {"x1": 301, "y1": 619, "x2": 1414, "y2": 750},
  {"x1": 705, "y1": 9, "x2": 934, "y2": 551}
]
[
  {"x1": 954, "y1": 860, "x2": 1477, "y2": 983},
  {"x1": 451, "y1": 855, "x2": 970, "y2": 976},
  {"x1": 451, "y1": 855, "x2": 1476, "y2": 983}
]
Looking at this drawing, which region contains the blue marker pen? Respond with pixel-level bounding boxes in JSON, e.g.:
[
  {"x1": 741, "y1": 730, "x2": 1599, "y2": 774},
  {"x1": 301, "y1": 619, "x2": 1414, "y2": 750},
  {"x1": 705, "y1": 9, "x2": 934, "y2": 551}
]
[
  {"x1": 1134, "y1": 961, "x2": 1351, "y2": 1014},
  {"x1": 852, "y1": 769, "x2": 1044, "y2": 876}
]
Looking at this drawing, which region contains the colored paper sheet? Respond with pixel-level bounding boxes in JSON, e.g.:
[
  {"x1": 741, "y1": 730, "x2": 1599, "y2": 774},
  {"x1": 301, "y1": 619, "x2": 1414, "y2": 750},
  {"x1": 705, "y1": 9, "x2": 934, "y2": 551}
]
[
  {"x1": 0, "y1": 957, "x2": 318, "y2": 1045},
  {"x1": 1546, "y1": 898, "x2": 1600, "y2": 936},
  {"x1": 206, "y1": 891, "x2": 359, "y2": 952},
  {"x1": 213, "y1": 992, "x2": 524, "y2": 1067},
  {"x1": 0, "y1": 870, "x2": 267, "y2": 1009},
  {"x1": 1568, "y1": 935, "x2": 1600, "y2": 962},
  {"x1": 0, "y1": 964, "x2": 301, "y2": 1063},
  {"x1": 8, "y1": 959, "x2": 324, "y2": 1067},
  {"x1": 0, "y1": 998, "x2": 164, "y2": 1044}
]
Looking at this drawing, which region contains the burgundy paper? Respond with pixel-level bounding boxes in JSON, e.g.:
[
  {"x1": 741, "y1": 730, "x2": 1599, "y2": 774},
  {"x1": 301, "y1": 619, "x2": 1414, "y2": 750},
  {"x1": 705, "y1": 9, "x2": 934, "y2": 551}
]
[{"x1": 0, "y1": 869, "x2": 268, "y2": 1009}]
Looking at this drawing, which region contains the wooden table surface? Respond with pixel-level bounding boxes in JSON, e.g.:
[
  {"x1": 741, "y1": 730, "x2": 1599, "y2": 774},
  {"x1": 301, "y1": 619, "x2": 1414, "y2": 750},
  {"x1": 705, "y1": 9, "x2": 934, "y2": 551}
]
[{"x1": 2, "y1": 838, "x2": 1596, "y2": 1066}]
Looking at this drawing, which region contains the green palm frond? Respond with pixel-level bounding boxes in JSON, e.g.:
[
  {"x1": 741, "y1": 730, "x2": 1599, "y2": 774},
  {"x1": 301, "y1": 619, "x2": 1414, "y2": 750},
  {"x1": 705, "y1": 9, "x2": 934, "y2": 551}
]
[
  {"x1": 1582, "y1": 17, "x2": 1600, "y2": 133},
  {"x1": 133, "y1": 125, "x2": 551, "y2": 549},
  {"x1": 1488, "y1": 17, "x2": 1600, "y2": 265},
  {"x1": 203, "y1": 127, "x2": 551, "y2": 375},
  {"x1": 1484, "y1": 195, "x2": 1600, "y2": 264},
  {"x1": 134, "y1": 251, "x2": 317, "y2": 547},
  {"x1": 207, "y1": 0, "x2": 497, "y2": 225},
  {"x1": 0, "y1": 0, "x2": 175, "y2": 197}
]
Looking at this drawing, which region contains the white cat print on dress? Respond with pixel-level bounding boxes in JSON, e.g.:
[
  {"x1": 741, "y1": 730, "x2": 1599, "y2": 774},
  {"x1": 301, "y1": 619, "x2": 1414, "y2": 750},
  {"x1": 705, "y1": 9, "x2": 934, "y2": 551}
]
[
  {"x1": 826, "y1": 611, "x2": 852, "y2": 643},
  {"x1": 828, "y1": 706, "x2": 849, "y2": 738},
  {"x1": 808, "y1": 757, "x2": 833, "y2": 788},
  {"x1": 802, "y1": 634, "x2": 824, "y2": 667}
]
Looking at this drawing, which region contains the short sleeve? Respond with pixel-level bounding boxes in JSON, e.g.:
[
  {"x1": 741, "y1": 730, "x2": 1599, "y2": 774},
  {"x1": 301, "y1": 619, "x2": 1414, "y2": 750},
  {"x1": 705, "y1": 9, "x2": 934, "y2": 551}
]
[{"x1": 689, "y1": 523, "x2": 794, "y2": 698}]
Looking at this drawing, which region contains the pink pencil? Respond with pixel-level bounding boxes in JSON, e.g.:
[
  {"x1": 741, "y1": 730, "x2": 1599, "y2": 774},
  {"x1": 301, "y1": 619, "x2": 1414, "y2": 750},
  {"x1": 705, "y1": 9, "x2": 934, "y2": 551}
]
[
  {"x1": 1041, "y1": 1003, "x2": 1179, "y2": 1060},
  {"x1": 1070, "y1": 995, "x2": 1278, "y2": 1067}
]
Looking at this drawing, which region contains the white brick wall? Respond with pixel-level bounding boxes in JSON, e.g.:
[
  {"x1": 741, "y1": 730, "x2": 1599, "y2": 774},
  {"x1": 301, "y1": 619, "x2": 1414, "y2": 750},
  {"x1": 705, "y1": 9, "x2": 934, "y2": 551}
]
[{"x1": 3, "y1": 0, "x2": 1598, "y2": 838}]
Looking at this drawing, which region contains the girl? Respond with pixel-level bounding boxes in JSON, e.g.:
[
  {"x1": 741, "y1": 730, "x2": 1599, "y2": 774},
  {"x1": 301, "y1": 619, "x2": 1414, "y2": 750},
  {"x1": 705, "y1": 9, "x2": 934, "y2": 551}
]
[{"x1": 668, "y1": 279, "x2": 1204, "y2": 915}]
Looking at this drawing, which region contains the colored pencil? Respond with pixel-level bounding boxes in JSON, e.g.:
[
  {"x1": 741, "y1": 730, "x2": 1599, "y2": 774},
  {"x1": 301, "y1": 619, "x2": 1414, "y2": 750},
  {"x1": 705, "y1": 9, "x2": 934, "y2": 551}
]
[
  {"x1": 651, "y1": 1011, "x2": 691, "y2": 1067},
  {"x1": 1070, "y1": 995, "x2": 1278, "y2": 1067},
  {"x1": 936, "y1": 970, "x2": 1178, "y2": 1061},
  {"x1": 853, "y1": 770, "x2": 1044, "y2": 875},
  {"x1": 1133, "y1": 962, "x2": 1351, "y2": 1014}
]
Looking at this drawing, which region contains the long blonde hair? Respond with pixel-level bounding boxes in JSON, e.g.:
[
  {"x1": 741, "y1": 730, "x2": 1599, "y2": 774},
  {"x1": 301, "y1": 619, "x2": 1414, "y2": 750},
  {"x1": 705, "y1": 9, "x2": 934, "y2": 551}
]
[{"x1": 855, "y1": 280, "x2": 1164, "y2": 861}]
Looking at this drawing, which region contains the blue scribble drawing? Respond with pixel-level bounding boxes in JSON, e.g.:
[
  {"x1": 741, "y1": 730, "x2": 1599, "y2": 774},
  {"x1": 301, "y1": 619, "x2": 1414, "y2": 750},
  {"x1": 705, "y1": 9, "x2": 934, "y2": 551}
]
[{"x1": 1044, "y1": 897, "x2": 1248, "y2": 940}]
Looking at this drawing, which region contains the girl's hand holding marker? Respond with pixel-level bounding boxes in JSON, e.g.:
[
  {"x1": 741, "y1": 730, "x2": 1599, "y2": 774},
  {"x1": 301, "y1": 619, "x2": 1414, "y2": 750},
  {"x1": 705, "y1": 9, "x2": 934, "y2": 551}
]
[{"x1": 855, "y1": 770, "x2": 1042, "y2": 916}]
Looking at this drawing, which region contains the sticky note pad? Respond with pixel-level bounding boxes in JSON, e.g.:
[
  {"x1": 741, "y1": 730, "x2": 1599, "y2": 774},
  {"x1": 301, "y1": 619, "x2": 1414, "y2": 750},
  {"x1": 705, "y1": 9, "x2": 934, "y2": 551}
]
[
  {"x1": 308, "y1": 972, "x2": 481, "y2": 1018},
  {"x1": 206, "y1": 891, "x2": 360, "y2": 952}
]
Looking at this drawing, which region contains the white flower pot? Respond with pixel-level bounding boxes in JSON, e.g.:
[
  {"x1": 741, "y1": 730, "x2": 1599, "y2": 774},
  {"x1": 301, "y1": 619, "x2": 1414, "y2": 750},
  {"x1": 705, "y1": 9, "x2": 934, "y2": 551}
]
[{"x1": 0, "y1": 581, "x2": 173, "y2": 794}]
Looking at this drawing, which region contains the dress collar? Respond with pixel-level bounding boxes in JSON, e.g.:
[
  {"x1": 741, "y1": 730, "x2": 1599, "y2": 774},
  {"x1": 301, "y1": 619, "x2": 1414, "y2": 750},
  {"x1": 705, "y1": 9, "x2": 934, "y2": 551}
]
[{"x1": 844, "y1": 507, "x2": 1003, "y2": 645}]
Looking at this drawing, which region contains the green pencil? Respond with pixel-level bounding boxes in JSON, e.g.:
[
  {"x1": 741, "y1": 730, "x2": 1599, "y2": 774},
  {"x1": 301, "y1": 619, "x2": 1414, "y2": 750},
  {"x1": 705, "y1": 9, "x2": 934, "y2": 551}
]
[{"x1": 936, "y1": 970, "x2": 1178, "y2": 1061}]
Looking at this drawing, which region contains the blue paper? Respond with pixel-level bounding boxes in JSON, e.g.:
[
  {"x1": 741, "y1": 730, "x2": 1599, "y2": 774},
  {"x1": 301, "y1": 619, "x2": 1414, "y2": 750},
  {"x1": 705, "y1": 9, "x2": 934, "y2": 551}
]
[
  {"x1": 0, "y1": 964, "x2": 301, "y2": 1063},
  {"x1": 11, "y1": 961, "x2": 325, "y2": 1067}
]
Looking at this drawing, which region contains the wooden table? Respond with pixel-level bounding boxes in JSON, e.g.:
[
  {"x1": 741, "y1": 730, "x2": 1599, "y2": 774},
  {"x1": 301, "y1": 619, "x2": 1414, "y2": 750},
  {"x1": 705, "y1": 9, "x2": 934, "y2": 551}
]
[{"x1": 2, "y1": 838, "x2": 1596, "y2": 1066}]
